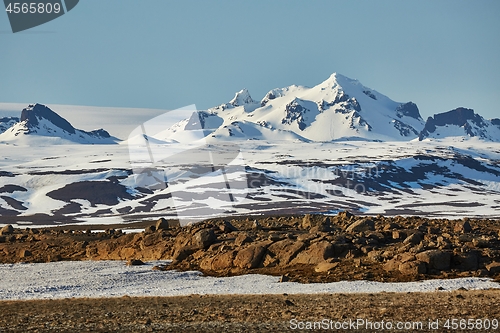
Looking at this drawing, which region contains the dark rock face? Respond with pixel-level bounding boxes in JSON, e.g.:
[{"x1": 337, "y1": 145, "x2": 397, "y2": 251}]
[
  {"x1": 282, "y1": 99, "x2": 308, "y2": 131},
  {"x1": 393, "y1": 119, "x2": 419, "y2": 137},
  {"x1": 21, "y1": 104, "x2": 76, "y2": 134},
  {"x1": 492, "y1": 118, "x2": 500, "y2": 127},
  {"x1": 14, "y1": 103, "x2": 112, "y2": 140},
  {"x1": 395, "y1": 102, "x2": 421, "y2": 120},
  {"x1": 0, "y1": 117, "x2": 19, "y2": 133},
  {"x1": 419, "y1": 107, "x2": 488, "y2": 140},
  {"x1": 88, "y1": 129, "x2": 111, "y2": 138}
]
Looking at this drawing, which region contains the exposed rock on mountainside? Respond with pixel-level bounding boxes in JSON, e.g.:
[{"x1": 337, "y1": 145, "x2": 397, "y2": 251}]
[
  {"x1": 419, "y1": 107, "x2": 500, "y2": 141},
  {"x1": 0, "y1": 116, "x2": 19, "y2": 134},
  {"x1": 0, "y1": 103, "x2": 115, "y2": 143},
  {"x1": 155, "y1": 73, "x2": 427, "y2": 142}
]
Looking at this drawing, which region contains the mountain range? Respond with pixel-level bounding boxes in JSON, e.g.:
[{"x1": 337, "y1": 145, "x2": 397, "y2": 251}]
[
  {"x1": 148, "y1": 72, "x2": 500, "y2": 143},
  {"x1": 1, "y1": 74, "x2": 499, "y2": 143}
]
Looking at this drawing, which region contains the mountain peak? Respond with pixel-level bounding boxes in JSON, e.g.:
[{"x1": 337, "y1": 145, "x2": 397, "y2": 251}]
[
  {"x1": 419, "y1": 107, "x2": 500, "y2": 141},
  {"x1": 21, "y1": 103, "x2": 76, "y2": 134},
  {"x1": 0, "y1": 103, "x2": 115, "y2": 144},
  {"x1": 229, "y1": 89, "x2": 256, "y2": 107}
]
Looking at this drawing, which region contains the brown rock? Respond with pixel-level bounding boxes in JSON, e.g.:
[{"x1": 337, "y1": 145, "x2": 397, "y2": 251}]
[
  {"x1": 0, "y1": 225, "x2": 14, "y2": 235},
  {"x1": 127, "y1": 259, "x2": 145, "y2": 266},
  {"x1": 267, "y1": 240, "x2": 305, "y2": 265},
  {"x1": 454, "y1": 220, "x2": 472, "y2": 233},
  {"x1": 486, "y1": 262, "x2": 500, "y2": 275},
  {"x1": 302, "y1": 214, "x2": 313, "y2": 229},
  {"x1": 291, "y1": 241, "x2": 334, "y2": 265},
  {"x1": 346, "y1": 219, "x2": 375, "y2": 233},
  {"x1": 400, "y1": 253, "x2": 416, "y2": 263},
  {"x1": 19, "y1": 249, "x2": 32, "y2": 258},
  {"x1": 172, "y1": 247, "x2": 196, "y2": 262},
  {"x1": 383, "y1": 259, "x2": 400, "y2": 272},
  {"x1": 234, "y1": 243, "x2": 268, "y2": 269},
  {"x1": 453, "y1": 252, "x2": 478, "y2": 271},
  {"x1": 315, "y1": 262, "x2": 339, "y2": 273},
  {"x1": 252, "y1": 220, "x2": 262, "y2": 230},
  {"x1": 234, "y1": 233, "x2": 252, "y2": 247},
  {"x1": 201, "y1": 251, "x2": 236, "y2": 271},
  {"x1": 144, "y1": 225, "x2": 155, "y2": 233},
  {"x1": 220, "y1": 220, "x2": 237, "y2": 233},
  {"x1": 399, "y1": 261, "x2": 426, "y2": 275},
  {"x1": 333, "y1": 243, "x2": 351, "y2": 258},
  {"x1": 337, "y1": 211, "x2": 354, "y2": 220},
  {"x1": 155, "y1": 218, "x2": 168, "y2": 230},
  {"x1": 416, "y1": 250, "x2": 451, "y2": 271},
  {"x1": 403, "y1": 232, "x2": 423, "y2": 245},
  {"x1": 193, "y1": 229, "x2": 216, "y2": 249}
]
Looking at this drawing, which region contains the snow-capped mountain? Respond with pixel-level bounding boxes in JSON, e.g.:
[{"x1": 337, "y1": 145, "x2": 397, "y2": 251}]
[
  {"x1": 156, "y1": 73, "x2": 426, "y2": 143},
  {"x1": 419, "y1": 108, "x2": 500, "y2": 141},
  {"x1": 0, "y1": 104, "x2": 117, "y2": 144},
  {"x1": 0, "y1": 116, "x2": 19, "y2": 134}
]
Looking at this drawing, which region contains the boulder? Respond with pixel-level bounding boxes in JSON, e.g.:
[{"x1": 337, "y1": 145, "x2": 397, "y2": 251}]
[
  {"x1": 383, "y1": 259, "x2": 400, "y2": 272},
  {"x1": 454, "y1": 219, "x2": 472, "y2": 233},
  {"x1": 302, "y1": 214, "x2": 313, "y2": 229},
  {"x1": 234, "y1": 233, "x2": 253, "y2": 247},
  {"x1": 0, "y1": 225, "x2": 14, "y2": 235},
  {"x1": 416, "y1": 250, "x2": 451, "y2": 271},
  {"x1": 314, "y1": 261, "x2": 339, "y2": 273},
  {"x1": 220, "y1": 220, "x2": 237, "y2": 233},
  {"x1": 453, "y1": 252, "x2": 478, "y2": 271},
  {"x1": 234, "y1": 243, "x2": 268, "y2": 269},
  {"x1": 403, "y1": 232, "x2": 423, "y2": 245},
  {"x1": 200, "y1": 251, "x2": 236, "y2": 271},
  {"x1": 486, "y1": 262, "x2": 500, "y2": 275},
  {"x1": 346, "y1": 219, "x2": 375, "y2": 233},
  {"x1": 291, "y1": 241, "x2": 334, "y2": 265},
  {"x1": 19, "y1": 249, "x2": 32, "y2": 258},
  {"x1": 399, "y1": 260, "x2": 426, "y2": 275},
  {"x1": 155, "y1": 218, "x2": 167, "y2": 230},
  {"x1": 192, "y1": 229, "x2": 216, "y2": 249},
  {"x1": 267, "y1": 240, "x2": 305, "y2": 265},
  {"x1": 127, "y1": 259, "x2": 145, "y2": 266},
  {"x1": 337, "y1": 211, "x2": 354, "y2": 220}
]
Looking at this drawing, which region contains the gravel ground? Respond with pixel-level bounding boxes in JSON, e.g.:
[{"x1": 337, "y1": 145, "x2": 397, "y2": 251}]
[{"x1": 1, "y1": 290, "x2": 500, "y2": 332}]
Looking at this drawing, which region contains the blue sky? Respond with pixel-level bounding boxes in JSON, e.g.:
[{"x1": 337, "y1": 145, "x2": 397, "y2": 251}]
[{"x1": 1, "y1": 0, "x2": 499, "y2": 120}]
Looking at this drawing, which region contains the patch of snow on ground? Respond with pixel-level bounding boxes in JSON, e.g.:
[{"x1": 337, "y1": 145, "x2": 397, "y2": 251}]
[{"x1": 0, "y1": 261, "x2": 498, "y2": 300}]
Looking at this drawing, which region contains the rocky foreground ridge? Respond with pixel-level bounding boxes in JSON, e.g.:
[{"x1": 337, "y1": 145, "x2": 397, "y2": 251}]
[{"x1": 1, "y1": 213, "x2": 500, "y2": 283}]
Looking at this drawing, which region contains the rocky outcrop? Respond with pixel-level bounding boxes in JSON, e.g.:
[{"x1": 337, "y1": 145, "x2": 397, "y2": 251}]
[
  {"x1": 3, "y1": 103, "x2": 113, "y2": 142},
  {"x1": 21, "y1": 103, "x2": 76, "y2": 134},
  {"x1": 419, "y1": 107, "x2": 500, "y2": 141},
  {"x1": 2, "y1": 213, "x2": 500, "y2": 283},
  {"x1": 0, "y1": 117, "x2": 19, "y2": 133},
  {"x1": 395, "y1": 102, "x2": 421, "y2": 120}
]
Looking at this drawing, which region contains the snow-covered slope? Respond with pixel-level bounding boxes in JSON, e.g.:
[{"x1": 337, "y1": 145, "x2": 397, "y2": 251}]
[
  {"x1": 419, "y1": 108, "x2": 500, "y2": 141},
  {"x1": 0, "y1": 104, "x2": 117, "y2": 144},
  {"x1": 156, "y1": 73, "x2": 426, "y2": 143},
  {"x1": 0, "y1": 116, "x2": 19, "y2": 134}
]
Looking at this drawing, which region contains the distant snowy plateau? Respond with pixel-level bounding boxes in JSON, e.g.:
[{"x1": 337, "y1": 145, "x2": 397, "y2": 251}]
[{"x1": 1, "y1": 73, "x2": 500, "y2": 227}]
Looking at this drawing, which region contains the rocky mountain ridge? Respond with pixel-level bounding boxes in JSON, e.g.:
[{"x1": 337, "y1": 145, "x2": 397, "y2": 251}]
[
  {"x1": 152, "y1": 73, "x2": 499, "y2": 143},
  {"x1": 0, "y1": 103, "x2": 116, "y2": 144}
]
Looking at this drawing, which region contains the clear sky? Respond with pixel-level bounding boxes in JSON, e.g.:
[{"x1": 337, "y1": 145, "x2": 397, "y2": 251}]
[{"x1": 1, "y1": 0, "x2": 499, "y2": 121}]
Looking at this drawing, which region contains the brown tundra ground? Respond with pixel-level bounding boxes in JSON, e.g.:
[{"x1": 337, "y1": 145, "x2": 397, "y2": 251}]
[{"x1": 1, "y1": 212, "x2": 500, "y2": 332}]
